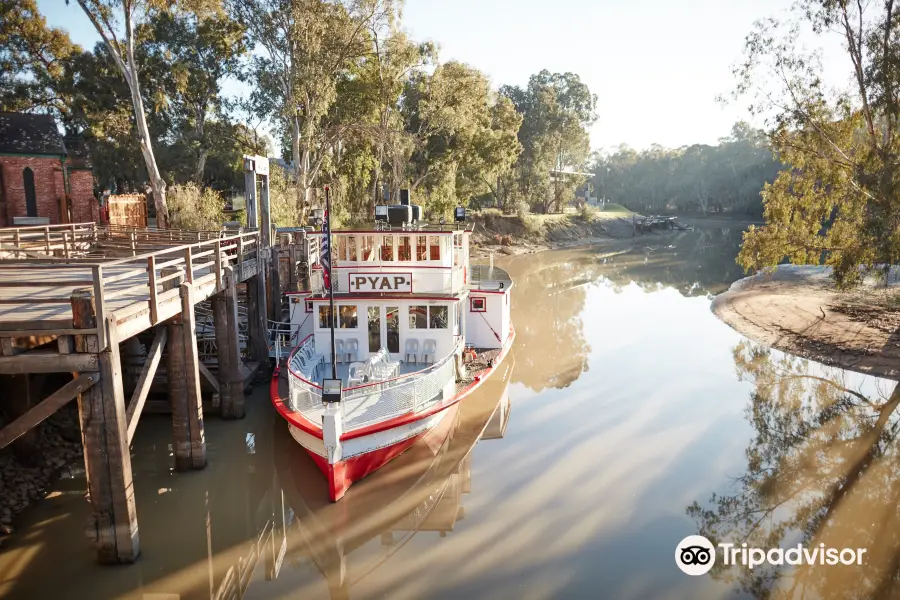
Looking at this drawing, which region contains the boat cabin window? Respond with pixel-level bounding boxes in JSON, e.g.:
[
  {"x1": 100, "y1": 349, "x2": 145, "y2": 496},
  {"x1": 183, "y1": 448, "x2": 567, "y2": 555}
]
[
  {"x1": 470, "y1": 297, "x2": 486, "y2": 312},
  {"x1": 347, "y1": 236, "x2": 357, "y2": 261},
  {"x1": 409, "y1": 306, "x2": 427, "y2": 329},
  {"x1": 416, "y1": 235, "x2": 428, "y2": 261},
  {"x1": 337, "y1": 236, "x2": 347, "y2": 264},
  {"x1": 305, "y1": 299, "x2": 313, "y2": 313},
  {"x1": 409, "y1": 305, "x2": 448, "y2": 329},
  {"x1": 381, "y1": 235, "x2": 394, "y2": 261},
  {"x1": 318, "y1": 306, "x2": 335, "y2": 328},
  {"x1": 338, "y1": 305, "x2": 358, "y2": 328},
  {"x1": 398, "y1": 235, "x2": 412, "y2": 261},
  {"x1": 428, "y1": 236, "x2": 441, "y2": 261},
  {"x1": 430, "y1": 306, "x2": 448, "y2": 329},
  {"x1": 361, "y1": 235, "x2": 376, "y2": 261},
  {"x1": 453, "y1": 234, "x2": 462, "y2": 266}
]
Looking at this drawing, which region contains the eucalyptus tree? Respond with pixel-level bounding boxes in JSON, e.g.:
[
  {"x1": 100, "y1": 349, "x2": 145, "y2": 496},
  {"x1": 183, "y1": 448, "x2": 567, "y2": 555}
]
[
  {"x1": 402, "y1": 61, "x2": 522, "y2": 216},
  {"x1": 69, "y1": 0, "x2": 218, "y2": 226},
  {"x1": 141, "y1": 11, "x2": 248, "y2": 183},
  {"x1": 731, "y1": 0, "x2": 900, "y2": 287},
  {"x1": 500, "y1": 70, "x2": 597, "y2": 213},
  {"x1": 0, "y1": 0, "x2": 82, "y2": 120},
  {"x1": 231, "y1": 0, "x2": 396, "y2": 216}
]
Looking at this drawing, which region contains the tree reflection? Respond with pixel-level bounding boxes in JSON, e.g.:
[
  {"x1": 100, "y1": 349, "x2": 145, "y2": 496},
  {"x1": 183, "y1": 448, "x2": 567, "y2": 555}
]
[
  {"x1": 594, "y1": 227, "x2": 745, "y2": 297},
  {"x1": 687, "y1": 341, "x2": 900, "y2": 599},
  {"x1": 511, "y1": 258, "x2": 591, "y2": 392}
]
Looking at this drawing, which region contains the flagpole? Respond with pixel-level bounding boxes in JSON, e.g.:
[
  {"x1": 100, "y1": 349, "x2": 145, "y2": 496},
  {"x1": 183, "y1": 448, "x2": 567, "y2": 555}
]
[{"x1": 325, "y1": 185, "x2": 338, "y2": 380}]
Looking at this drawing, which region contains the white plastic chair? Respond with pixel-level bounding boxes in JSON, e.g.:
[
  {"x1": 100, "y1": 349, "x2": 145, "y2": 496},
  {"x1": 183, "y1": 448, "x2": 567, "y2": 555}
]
[
  {"x1": 422, "y1": 339, "x2": 437, "y2": 364},
  {"x1": 302, "y1": 343, "x2": 325, "y2": 374},
  {"x1": 335, "y1": 339, "x2": 345, "y2": 364},
  {"x1": 348, "y1": 362, "x2": 366, "y2": 386},
  {"x1": 345, "y1": 339, "x2": 359, "y2": 363},
  {"x1": 405, "y1": 339, "x2": 419, "y2": 364}
]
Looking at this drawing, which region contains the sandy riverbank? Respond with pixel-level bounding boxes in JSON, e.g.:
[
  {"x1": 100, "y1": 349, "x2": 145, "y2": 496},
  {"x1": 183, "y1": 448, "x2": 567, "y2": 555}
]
[{"x1": 712, "y1": 265, "x2": 900, "y2": 381}]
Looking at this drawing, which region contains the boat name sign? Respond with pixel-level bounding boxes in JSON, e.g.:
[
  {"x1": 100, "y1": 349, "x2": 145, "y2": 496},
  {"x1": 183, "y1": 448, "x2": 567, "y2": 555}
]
[{"x1": 349, "y1": 272, "x2": 412, "y2": 293}]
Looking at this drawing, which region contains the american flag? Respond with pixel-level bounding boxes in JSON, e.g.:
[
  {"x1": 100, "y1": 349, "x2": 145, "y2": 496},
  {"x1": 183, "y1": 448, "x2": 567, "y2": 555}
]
[{"x1": 321, "y1": 207, "x2": 331, "y2": 290}]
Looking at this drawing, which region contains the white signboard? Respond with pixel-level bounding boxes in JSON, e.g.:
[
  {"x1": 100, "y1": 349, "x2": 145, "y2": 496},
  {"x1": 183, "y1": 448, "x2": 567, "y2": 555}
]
[{"x1": 349, "y1": 272, "x2": 412, "y2": 293}]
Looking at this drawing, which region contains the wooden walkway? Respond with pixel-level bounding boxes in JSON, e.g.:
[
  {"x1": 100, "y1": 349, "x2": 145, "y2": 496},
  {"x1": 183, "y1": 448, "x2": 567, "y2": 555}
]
[{"x1": 0, "y1": 222, "x2": 276, "y2": 565}]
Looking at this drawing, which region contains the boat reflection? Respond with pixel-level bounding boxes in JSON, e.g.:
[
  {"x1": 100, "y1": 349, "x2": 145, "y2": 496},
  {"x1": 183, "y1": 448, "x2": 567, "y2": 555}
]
[
  {"x1": 275, "y1": 355, "x2": 515, "y2": 599},
  {"x1": 688, "y1": 341, "x2": 900, "y2": 599}
]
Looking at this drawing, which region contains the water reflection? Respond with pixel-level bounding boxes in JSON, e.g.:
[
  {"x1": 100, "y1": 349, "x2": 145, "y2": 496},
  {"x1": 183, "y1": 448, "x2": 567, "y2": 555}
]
[
  {"x1": 503, "y1": 226, "x2": 744, "y2": 394},
  {"x1": 688, "y1": 341, "x2": 900, "y2": 599}
]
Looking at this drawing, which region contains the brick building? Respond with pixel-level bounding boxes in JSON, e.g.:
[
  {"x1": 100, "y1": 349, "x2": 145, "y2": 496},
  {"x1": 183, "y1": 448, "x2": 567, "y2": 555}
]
[{"x1": 0, "y1": 112, "x2": 98, "y2": 227}]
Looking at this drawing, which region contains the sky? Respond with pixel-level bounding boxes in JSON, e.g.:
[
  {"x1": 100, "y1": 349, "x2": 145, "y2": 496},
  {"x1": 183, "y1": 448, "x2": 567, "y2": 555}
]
[{"x1": 36, "y1": 0, "x2": 850, "y2": 152}]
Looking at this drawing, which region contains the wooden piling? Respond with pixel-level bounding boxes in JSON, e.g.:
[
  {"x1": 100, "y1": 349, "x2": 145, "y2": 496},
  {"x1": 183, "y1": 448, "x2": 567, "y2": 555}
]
[
  {"x1": 247, "y1": 273, "x2": 268, "y2": 363},
  {"x1": 71, "y1": 289, "x2": 140, "y2": 564},
  {"x1": 212, "y1": 266, "x2": 244, "y2": 419},
  {"x1": 161, "y1": 267, "x2": 206, "y2": 470}
]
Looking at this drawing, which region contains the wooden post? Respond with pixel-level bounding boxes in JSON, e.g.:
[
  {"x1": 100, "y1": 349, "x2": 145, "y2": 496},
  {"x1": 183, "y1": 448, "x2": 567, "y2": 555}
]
[
  {"x1": 178, "y1": 280, "x2": 206, "y2": 467},
  {"x1": 162, "y1": 267, "x2": 205, "y2": 470},
  {"x1": 44, "y1": 226, "x2": 50, "y2": 252},
  {"x1": 214, "y1": 239, "x2": 223, "y2": 291},
  {"x1": 184, "y1": 247, "x2": 194, "y2": 284},
  {"x1": 213, "y1": 266, "x2": 244, "y2": 419},
  {"x1": 271, "y1": 253, "x2": 282, "y2": 324},
  {"x1": 71, "y1": 290, "x2": 140, "y2": 564},
  {"x1": 148, "y1": 256, "x2": 158, "y2": 324},
  {"x1": 130, "y1": 231, "x2": 137, "y2": 256},
  {"x1": 247, "y1": 273, "x2": 268, "y2": 363}
]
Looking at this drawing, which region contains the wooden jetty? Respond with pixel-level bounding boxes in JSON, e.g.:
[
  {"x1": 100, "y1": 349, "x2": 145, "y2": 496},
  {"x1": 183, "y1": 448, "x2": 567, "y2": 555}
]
[{"x1": 0, "y1": 156, "x2": 304, "y2": 564}]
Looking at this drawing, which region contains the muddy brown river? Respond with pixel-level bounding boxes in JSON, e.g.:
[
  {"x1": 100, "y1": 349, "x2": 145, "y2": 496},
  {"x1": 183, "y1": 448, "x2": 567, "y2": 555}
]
[{"x1": 2, "y1": 227, "x2": 898, "y2": 599}]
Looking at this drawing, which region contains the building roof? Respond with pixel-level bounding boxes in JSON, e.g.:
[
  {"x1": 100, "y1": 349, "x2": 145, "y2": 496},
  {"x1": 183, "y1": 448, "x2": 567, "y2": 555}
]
[{"x1": 0, "y1": 112, "x2": 66, "y2": 156}]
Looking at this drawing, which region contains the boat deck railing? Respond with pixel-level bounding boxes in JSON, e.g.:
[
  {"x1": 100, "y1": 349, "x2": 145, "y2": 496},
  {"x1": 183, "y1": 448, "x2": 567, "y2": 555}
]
[
  {"x1": 286, "y1": 337, "x2": 460, "y2": 431},
  {"x1": 468, "y1": 265, "x2": 512, "y2": 292}
]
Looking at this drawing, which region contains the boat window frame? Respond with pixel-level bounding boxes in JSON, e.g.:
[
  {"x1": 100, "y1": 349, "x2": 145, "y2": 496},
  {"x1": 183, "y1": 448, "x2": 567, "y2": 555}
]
[
  {"x1": 416, "y1": 235, "x2": 428, "y2": 261},
  {"x1": 429, "y1": 305, "x2": 448, "y2": 329},
  {"x1": 338, "y1": 304, "x2": 359, "y2": 329},
  {"x1": 428, "y1": 235, "x2": 441, "y2": 261},
  {"x1": 318, "y1": 305, "x2": 336, "y2": 329},
  {"x1": 381, "y1": 234, "x2": 395, "y2": 261},
  {"x1": 470, "y1": 296, "x2": 486, "y2": 312},
  {"x1": 397, "y1": 235, "x2": 412, "y2": 261}
]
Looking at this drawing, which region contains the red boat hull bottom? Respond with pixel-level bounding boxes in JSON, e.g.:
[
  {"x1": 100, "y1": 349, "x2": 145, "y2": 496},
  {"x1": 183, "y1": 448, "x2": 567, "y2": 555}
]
[
  {"x1": 306, "y1": 435, "x2": 421, "y2": 501},
  {"x1": 306, "y1": 403, "x2": 460, "y2": 501}
]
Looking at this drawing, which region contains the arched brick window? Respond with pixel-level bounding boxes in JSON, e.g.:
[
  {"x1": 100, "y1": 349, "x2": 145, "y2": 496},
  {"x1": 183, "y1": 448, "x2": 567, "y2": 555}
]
[{"x1": 23, "y1": 168, "x2": 37, "y2": 217}]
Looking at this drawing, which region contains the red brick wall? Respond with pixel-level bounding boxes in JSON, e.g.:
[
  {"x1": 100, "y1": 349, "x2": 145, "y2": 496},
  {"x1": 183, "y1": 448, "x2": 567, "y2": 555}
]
[
  {"x1": 0, "y1": 156, "x2": 64, "y2": 226},
  {"x1": 68, "y1": 170, "x2": 96, "y2": 224}
]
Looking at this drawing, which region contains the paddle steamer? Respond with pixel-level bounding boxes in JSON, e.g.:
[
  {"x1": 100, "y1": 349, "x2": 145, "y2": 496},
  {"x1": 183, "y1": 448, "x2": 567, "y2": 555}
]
[{"x1": 271, "y1": 195, "x2": 514, "y2": 501}]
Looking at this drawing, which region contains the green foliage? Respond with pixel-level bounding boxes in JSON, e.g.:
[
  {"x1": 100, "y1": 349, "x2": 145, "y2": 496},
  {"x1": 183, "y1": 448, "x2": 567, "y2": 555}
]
[
  {"x1": 0, "y1": 0, "x2": 82, "y2": 117},
  {"x1": 591, "y1": 122, "x2": 781, "y2": 216},
  {"x1": 730, "y1": 1, "x2": 900, "y2": 287},
  {"x1": 167, "y1": 182, "x2": 225, "y2": 229},
  {"x1": 578, "y1": 203, "x2": 598, "y2": 221},
  {"x1": 268, "y1": 164, "x2": 300, "y2": 228},
  {"x1": 500, "y1": 70, "x2": 597, "y2": 214}
]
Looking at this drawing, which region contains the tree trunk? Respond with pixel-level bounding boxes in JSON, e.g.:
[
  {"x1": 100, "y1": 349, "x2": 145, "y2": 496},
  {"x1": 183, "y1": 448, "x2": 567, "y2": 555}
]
[
  {"x1": 128, "y1": 70, "x2": 168, "y2": 228},
  {"x1": 194, "y1": 110, "x2": 207, "y2": 184},
  {"x1": 194, "y1": 148, "x2": 208, "y2": 185}
]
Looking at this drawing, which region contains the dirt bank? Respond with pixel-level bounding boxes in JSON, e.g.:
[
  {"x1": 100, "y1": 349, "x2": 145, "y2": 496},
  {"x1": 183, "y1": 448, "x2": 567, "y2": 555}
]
[
  {"x1": 469, "y1": 211, "x2": 643, "y2": 259},
  {"x1": 712, "y1": 265, "x2": 900, "y2": 381}
]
